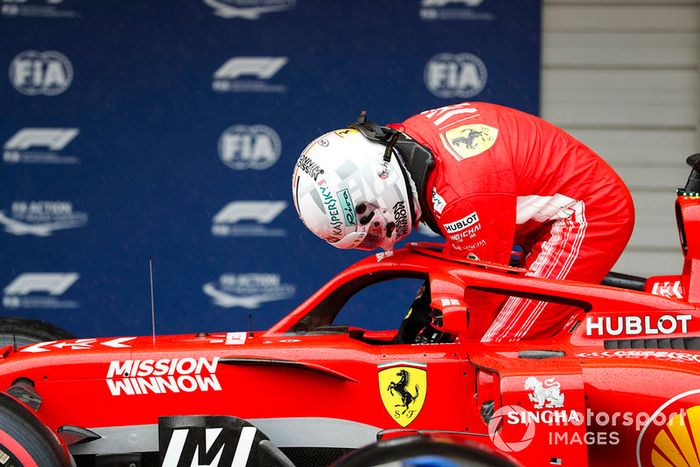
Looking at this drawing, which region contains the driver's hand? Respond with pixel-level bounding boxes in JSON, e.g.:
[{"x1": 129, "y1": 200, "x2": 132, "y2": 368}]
[
  {"x1": 414, "y1": 322, "x2": 445, "y2": 344},
  {"x1": 396, "y1": 282, "x2": 438, "y2": 343}
]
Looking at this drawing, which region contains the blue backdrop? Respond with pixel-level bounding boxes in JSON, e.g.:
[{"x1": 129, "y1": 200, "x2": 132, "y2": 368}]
[{"x1": 0, "y1": 0, "x2": 541, "y2": 338}]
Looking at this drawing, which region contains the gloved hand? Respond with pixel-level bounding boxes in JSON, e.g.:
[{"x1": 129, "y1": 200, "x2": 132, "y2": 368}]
[{"x1": 396, "y1": 281, "x2": 446, "y2": 344}]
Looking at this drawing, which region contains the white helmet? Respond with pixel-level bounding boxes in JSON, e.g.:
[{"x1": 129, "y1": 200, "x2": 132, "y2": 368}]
[{"x1": 292, "y1": 127, "x2": 421, "y2": 251}]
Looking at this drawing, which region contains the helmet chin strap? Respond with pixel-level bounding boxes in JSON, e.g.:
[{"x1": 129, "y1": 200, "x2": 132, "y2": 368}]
[
  {"x1": 348, "y1": 111, "x2": 418, "y2": 226},
  {"x1": 377, "y1": 131, "x2": 400, "y2": 180},
  {"x1": 396, "y1": 155, "x2": 422, "y2": 227}
]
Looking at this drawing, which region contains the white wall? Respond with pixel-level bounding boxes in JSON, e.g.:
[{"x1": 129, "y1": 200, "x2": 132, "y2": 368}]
[{"x1": 541, "y1": 0, "x2": 700, "y2": 276}]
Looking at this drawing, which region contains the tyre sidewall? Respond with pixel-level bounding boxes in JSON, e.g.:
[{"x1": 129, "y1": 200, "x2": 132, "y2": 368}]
[{"x1": 0, "y1": 393, "x2": 71, "y2": 466}]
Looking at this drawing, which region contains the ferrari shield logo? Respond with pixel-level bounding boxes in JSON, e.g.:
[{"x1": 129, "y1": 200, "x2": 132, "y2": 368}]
[
  {"x1": 441, "y1": 124, "x2": 498, "y2": 161},
  {"x1": 378, "y1": 362, "x2": 427, "y2": 427}
]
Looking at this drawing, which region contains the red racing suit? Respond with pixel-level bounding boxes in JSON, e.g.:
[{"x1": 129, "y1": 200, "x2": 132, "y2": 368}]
[{"x1": 391, "y1": 102, "x2": 635, "y2": 342}]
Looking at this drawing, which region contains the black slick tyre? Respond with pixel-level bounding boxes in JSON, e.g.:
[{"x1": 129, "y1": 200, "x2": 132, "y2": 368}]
[
  {"x1": 0, "y1": 317, "x2": 74, "y2": 348},
  {"x1": 0, "y1": 392, "x2": 72, "y2": 466}
]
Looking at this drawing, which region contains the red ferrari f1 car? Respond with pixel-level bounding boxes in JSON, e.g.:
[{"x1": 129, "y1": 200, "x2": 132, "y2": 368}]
[{"x1": 1, "y1": 157, "x2": 700, "y2": 467}]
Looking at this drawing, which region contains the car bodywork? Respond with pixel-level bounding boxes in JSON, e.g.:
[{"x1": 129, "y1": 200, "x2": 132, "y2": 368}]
[
  {"x1": 2, "y1": 155, "x2": 700, "y2": 466},
  {"x1": 0, "y1": 239, "x2": 697, "y2": 466}
]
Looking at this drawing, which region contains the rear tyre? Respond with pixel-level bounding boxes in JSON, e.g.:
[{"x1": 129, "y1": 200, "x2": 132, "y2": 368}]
[
  {"x1": 0, "y1": 393, "x2": 72, "y2": 466},
  {"x1": 0, "y1": 317, "x2": 74, "y2": 348}
]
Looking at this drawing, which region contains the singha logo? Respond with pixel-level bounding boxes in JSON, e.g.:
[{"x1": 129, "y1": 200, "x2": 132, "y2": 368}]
[
  {"x1": 451, "y1": 129, "x2": 483, "y2": 149},
  {"x1": 524, "y1": 376, "x2": 565, "y2": 409}
]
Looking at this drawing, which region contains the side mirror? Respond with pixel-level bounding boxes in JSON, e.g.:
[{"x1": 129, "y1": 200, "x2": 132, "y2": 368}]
[{"x1": 429, "y1": 296, "x2": 469, "y2": 337}]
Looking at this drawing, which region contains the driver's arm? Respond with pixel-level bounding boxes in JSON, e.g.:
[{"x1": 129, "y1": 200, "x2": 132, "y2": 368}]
[{"x1": 439, "y1": 193, "x2": 516, "y2": 264}]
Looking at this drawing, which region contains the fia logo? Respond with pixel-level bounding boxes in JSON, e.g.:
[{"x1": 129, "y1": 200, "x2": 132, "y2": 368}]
[
  {"x1": 9, "y1": 50, "x2": 73, "y2": 96},
  {"x1": 424, "y1": 53, "x2": 487, "y2": 98},
  {"x1": 218, "y1": 125, "x2": 281, "y2": 170}
]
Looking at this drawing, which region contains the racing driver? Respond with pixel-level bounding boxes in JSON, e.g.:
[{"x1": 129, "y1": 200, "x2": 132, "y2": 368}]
[{"x1": 292, "y1": 102, "x2": 635, "y2": 342}]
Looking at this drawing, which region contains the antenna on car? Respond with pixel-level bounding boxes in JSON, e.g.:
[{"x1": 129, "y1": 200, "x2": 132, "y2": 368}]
[{"x1": 149, "y1": 255, "x2": 157, "y2": 346}]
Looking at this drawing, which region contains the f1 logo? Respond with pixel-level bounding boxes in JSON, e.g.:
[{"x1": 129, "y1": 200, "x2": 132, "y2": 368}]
[
  {"x1": 213, "y1": 201, "x2": 287, "y2": 225},
  {"x1": 4, "y1": 128, "x2": 79, "y2": 150},
  {"x1": 159, "y1": 416, "x2": 269, "y2": 467},
  {"x1": 213, "y1": 57, "x2": 287, "y2": 80},
  {"x1": 4, "y1": 273, "x2": 79, "y2": 296}
]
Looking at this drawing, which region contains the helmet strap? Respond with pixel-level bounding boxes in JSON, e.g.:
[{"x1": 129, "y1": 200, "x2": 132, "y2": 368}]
[
  {"x1": 349, "y1": 111, "x2": 419, "y2": 228},
  {"x1": 378, "y1": 131, "x2": 401, "y2": 179}
]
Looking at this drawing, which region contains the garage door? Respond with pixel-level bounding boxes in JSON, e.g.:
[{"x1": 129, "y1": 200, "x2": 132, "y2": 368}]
[{"x1": 542, "y1": 0, "x2": 700, "y2": 276}]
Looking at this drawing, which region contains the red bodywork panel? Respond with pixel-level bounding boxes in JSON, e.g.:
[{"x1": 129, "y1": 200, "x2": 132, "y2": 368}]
[
  {"x1": 0, "y1": 240, "x2": 697, "y2": 467},
  {"x1": 5, "y1": 182, "x2": 700, "y2": 466}
]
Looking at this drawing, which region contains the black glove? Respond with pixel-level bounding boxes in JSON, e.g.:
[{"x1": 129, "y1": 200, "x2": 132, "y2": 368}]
[{"x1": 396, "y1": 281, "x2": 442, "y2": 344}]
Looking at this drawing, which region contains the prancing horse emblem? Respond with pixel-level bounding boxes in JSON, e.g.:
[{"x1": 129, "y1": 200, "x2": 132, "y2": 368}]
[
  {"x1": 388, "y1": 369, "x2": 419, "y2": 414},
  {"x1": 450, "y1": 129, "x2": 483, "y2": 149},
  {"x1": 378, "y1": 362, "x2": 427, "y2": 427},
  {"x1": 443, "y1": 123, "x2": 498, "y2": 161}
]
